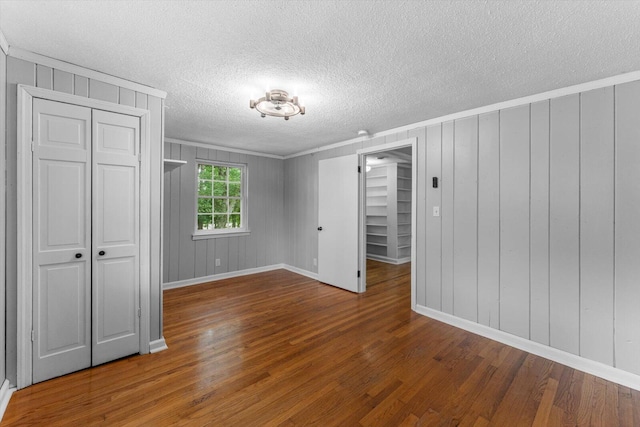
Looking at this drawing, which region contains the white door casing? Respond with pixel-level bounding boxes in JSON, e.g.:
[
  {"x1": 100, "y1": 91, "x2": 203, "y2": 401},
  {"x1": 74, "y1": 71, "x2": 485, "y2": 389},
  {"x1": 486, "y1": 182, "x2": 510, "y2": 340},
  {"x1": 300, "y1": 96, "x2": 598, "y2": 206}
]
[
  {"x1": 317, "y1": 154, "x2": 360, "y2": 293},
  {"x1": 92, "y1": 110, "x2": 140, "y2": 366},
  {"x1": 31, "y1": 99, "x2": 92, "y2": 383},
  {"x1": 17, "y1": 85, "x2": 152, "y2": 389}
]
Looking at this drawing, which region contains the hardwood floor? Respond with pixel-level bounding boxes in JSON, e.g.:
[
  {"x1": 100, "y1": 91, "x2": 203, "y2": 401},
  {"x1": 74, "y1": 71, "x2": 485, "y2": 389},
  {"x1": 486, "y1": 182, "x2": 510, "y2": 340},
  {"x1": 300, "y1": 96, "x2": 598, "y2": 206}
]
[{"x1": 3, "y1": 260, "x2": 640, "y2": 426}]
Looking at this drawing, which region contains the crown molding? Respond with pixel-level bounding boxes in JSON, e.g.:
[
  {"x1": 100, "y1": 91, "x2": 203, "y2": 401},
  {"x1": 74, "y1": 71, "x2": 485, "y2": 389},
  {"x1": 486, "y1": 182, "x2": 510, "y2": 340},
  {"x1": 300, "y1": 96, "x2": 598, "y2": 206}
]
[
  {"x1": 0, "y1": 29, "x2": 8, "y2": 55},
  {"x1": 286, "y1": 69, "x2": 640, "y2": 160},
  {"x1": 165, "y1": 137, "x2": 284, "y2": 160},
  {"x1": 8, "y1": 46, "x2": 167, "y2": 99}
]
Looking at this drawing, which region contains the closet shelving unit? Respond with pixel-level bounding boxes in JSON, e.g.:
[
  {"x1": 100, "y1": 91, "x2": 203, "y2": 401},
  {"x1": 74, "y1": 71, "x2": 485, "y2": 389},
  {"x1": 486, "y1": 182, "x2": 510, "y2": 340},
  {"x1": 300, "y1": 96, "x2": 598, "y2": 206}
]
[{"x1": 365, "y1": 163, "x2": 412, "y2": 264}]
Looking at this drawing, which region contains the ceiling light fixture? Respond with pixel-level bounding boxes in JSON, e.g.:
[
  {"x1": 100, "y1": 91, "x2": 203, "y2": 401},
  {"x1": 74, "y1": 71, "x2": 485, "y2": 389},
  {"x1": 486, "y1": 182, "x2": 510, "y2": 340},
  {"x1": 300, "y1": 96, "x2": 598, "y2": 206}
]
[{"x1": 249, "y1": 89, "x2": 305, "y2": 120}]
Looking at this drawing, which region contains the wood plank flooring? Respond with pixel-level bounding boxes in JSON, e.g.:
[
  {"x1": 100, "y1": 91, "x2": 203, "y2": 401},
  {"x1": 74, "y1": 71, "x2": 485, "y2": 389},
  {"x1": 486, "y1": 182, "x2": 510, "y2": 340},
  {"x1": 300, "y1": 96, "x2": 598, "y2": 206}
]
[{"x1": 3, "y1": 260, "x2": 640, "y2": 426}]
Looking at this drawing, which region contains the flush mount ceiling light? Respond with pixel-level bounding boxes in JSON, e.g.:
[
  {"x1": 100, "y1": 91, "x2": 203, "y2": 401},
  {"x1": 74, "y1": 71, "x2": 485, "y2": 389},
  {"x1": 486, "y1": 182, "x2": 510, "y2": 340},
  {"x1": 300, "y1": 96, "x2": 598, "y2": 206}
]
[{"x1": 249, "y1": 89, "x2": 305, "y2": 120}]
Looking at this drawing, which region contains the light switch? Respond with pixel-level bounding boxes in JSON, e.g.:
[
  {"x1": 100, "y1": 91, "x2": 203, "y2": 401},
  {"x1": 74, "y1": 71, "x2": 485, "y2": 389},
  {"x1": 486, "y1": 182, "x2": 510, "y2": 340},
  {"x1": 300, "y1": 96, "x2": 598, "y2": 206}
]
[{"x1": 433, "y1": 206, "x2": 440, "y2": 217}]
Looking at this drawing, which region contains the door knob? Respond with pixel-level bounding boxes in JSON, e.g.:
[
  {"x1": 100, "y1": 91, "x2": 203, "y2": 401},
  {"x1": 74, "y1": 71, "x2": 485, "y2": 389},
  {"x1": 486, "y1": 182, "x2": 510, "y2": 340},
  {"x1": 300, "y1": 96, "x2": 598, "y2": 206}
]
[
  {"x1": 317, "y1": 227, "x2": 323, "y2": 231},
  {"x1": 99, "y1": 250, "x2": 106, "y2": 256},
  {"x1": 75, "y1": 253, "x2": 82, "y2": 259}
]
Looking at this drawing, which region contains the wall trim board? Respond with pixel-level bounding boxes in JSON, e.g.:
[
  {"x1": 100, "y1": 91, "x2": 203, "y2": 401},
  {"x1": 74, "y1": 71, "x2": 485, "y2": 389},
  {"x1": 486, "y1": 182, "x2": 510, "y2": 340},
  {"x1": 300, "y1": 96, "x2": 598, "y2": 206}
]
[
  {"x1": 165, "y1": 137, "x2": 284, "y2": 160},
  {"x1": 0, "y1": 30, "x2": 8, "y2": 55},
  {"x1": 366, "y1": 254, "x2": 411, "y2": 265},
  {"x1": 8, "y1": 47, "x2": 167, "y2": 99},
  {"x1": 163, "y1": 264, "x2": 319, "y2": 290},
  {"x1": 285, "y1": 70, "x2": 640, "y2": 160},
  {"x1": 415, "y1": 305, "x2": 640, "y2": 392},
  {"x1": 149, "y1": 338, "x2": 168, "y2": 354},
  {"x1": 0, "y1": 380, "x2": 15, "y2": 423}
]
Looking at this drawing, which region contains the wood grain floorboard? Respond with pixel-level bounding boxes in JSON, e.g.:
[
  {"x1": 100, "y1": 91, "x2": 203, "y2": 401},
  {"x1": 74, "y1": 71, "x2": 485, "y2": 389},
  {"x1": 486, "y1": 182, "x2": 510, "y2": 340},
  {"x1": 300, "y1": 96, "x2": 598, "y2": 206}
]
[{"x1": 3, "y1": 260, "x2": 639, "y2": 426}]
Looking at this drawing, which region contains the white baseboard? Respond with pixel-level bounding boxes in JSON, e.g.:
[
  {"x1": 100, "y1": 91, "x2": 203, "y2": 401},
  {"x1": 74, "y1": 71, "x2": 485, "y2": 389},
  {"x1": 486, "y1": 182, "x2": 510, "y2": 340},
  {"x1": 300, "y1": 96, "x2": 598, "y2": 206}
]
[
  {"x1": 149, "y1": 337, "x2": 168, "y2": 353},
  {"x1": 163, "y1": 264, "x2": 319, "y2": 290},
  {"x1": 0, "y1": 380, "x2": 16, "y2": 423},
  {"x1": 415, "y1": 304, "x2": 640, "y2": 391},
  {"x1": 366, "y1": 255, "x2": 411, "y2": 265}
]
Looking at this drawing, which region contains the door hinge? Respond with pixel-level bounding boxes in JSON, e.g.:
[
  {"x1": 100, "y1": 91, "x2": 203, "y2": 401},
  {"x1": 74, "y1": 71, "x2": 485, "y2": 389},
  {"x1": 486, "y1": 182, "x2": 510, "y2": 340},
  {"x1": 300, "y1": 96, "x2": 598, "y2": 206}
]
[
  {"x1": 138, "y1": 308, "x2": 142, "y2": 318},
  {"x1": 358, "y1": 166, "x2": 361, "y2": 173},
  {"x1": 31, "y1": 330, "x2": 35, "y2": 342},
  {"x1": 357, "y1": 270, "x2": 361, "y2": 278},
  {"x1": 31, "y1": 140, "x2": 35, "y2": 152},
  {"x1": 138, "y1": 153, "x2": 142, "y2": 162}
]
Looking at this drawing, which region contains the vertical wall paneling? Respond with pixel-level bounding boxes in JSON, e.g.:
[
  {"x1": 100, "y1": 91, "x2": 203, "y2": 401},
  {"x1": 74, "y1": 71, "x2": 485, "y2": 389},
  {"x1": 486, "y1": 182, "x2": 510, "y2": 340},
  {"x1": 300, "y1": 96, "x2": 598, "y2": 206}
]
[
  {"x1": 580, "y1": 87, "x2": 614, "y2": 365},
  {"x1": 410, "y1": 127, "x2": 427, "y2": 307},
  {"x1": 74, "y1": 75, "x2": 89, "y2": 97},
  {"x1": 119, "y1": 88, "x2": 136, "y2": 107},
  {"x1": 549, "y1": 94, "x2": 580, "y2": 355},
  {"x1": 0, "y1": 48, "x2": 7, "y2": 382},
  {"x1": 441, "y1": 121, "x2": 455, "y2": 314},
  {"x1": 35, "y1": 64, "x2": 52, "y2": 89},
  {"x1": 89, "y1": 79, "x2": 119, "y2": 103},
  {"x1": 614, "y1": 81, "x2": 640, "y2": 374},
  {"x1": 135, "y1": 92, "x2": 148, "y2": 110},
  {"x1": 178, "y1": 145, "x2": 196, "y2": 279},
  {"x1": 53, "y1": 69, "x2": 73, "y2": 94},
  {"x1": 477, "y1": 111, "x2": 500, "y2": 328},
  {"x1": 453, "y1": 116, "x2": 478, "y2": 322},
  {"x1": 163, "y1": 142, "x2": 171, "y2": 284},
  {"x1": 499, "y1": 106, "x2": 531, "y2": 338},
  {"x1": 529, "y1": 100, "x2": 551, "y2": 345},
  {"x1": 168, "y1": 144, "x2": 182, "y2": 282},
  {"x1": 6, "y1": 57, "x2": 36, "y2": 384},
  {"x1": 425, "y1": 125, "x2": 442, "y2": 310}
]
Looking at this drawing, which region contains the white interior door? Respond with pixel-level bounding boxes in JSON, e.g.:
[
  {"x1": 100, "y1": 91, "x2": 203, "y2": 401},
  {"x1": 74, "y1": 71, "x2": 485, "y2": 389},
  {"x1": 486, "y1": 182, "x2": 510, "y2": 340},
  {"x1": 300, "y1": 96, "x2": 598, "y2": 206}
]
[
  {"x1": 32, "y1": 99, "x2": 92, "y2": 383},
  {"x1": 318, "y1": 154, "x2": 360, "y2": 292},
  {"x1": 92, "y1": 110, "x2": 141, "y2": 366}
]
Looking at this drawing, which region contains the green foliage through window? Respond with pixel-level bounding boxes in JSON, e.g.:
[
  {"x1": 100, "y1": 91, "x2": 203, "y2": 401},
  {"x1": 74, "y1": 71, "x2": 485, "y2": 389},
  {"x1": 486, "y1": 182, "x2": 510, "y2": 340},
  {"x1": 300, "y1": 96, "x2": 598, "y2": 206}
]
[{"x1": 197, "y1": 163, "x2": 244, "y2": 231}]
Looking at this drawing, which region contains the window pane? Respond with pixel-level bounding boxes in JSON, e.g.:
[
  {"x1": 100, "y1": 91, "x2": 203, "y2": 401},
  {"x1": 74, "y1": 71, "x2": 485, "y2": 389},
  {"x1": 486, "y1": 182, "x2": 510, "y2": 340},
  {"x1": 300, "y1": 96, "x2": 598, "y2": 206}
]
[
  {"x1": 198, "y1": 214, "x2": 212, "y2": 230},
  {"x1": 213, "y1": 214, "x2": 227, "y2": 229},
  {"x1": 213, "y1": 198, "x2": 227, "y2": 213},
  {"x1": 229, "y1": 167, "x2": 241, "y2": 182},
  {"x1": 230, "y1": 214, "x2": 241, "y2": 227},
  {"x1": 198, "y1": 198, "x2": 212, "y2": 214},
  {"x1": 213, "y1": 166, "x2": 227, "y2": 180},
  {"x1": 228, "y1": 183, "x2": 241, "y2": 197},
  {"x1": 198, "y1": 164, "x2": 212, "y2": 180},
  {"x1": 213, "y1": 181, "x2": 227, "y2": 196},
  {"x1": 229, "y1": 198, "x2": 241, "y2": 213},
  {"x1": 198, "y1": 179, "x2": 212, "y2": 196}
]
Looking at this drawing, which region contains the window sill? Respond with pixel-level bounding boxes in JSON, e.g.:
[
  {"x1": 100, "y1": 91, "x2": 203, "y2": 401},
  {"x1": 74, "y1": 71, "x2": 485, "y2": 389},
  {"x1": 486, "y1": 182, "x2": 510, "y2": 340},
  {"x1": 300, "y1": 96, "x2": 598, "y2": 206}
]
[{"x1": 192, "y1": 230, "x2": 251, "y2": 240}]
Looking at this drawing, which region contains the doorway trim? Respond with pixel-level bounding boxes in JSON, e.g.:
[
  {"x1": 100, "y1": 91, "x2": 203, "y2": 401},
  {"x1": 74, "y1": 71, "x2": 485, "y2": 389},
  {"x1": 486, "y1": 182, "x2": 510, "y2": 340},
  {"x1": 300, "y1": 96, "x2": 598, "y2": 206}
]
[
  {"x1": 16, "y1": 85, "x2": 151, "y2": 389},
  {"x1": 357, "y1": 137, "x2": 417, "y2": 308}
]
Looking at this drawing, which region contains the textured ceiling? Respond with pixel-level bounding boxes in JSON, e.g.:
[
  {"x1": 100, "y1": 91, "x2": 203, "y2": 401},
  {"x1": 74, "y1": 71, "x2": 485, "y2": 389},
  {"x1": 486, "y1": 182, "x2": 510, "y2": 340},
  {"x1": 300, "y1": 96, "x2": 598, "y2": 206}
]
[{"x1": 2, "y1": 1, "x2": 640, "y2": 156}]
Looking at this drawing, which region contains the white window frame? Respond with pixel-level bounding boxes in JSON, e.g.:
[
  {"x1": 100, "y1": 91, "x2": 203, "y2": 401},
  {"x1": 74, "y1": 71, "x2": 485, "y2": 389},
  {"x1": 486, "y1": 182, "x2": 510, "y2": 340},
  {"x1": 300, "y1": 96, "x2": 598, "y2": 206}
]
[{"x1": 192, "y1": 160, "x2": 250, "y2": 240}]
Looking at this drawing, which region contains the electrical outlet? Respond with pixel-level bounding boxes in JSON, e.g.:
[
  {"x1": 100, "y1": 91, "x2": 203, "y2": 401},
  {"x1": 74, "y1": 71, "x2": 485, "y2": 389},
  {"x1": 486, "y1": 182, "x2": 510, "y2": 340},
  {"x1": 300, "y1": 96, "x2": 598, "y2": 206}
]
[
  {"x1": 313, "y1": 258, "x2": 317, "y2": 266},
  {"x1": 433, "y1": 206, "x2": 440, "y2": 217},
  {"x1": 215, "y1": 258, "x2": 221, "y2": 267}
]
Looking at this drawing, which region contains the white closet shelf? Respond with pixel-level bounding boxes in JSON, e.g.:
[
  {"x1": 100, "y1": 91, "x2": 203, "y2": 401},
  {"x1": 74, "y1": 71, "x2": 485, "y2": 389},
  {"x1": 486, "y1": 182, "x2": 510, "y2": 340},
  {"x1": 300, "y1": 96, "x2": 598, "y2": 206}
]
[{"x1": 164, "y1": 158, "x2": 187, "y2": 172}]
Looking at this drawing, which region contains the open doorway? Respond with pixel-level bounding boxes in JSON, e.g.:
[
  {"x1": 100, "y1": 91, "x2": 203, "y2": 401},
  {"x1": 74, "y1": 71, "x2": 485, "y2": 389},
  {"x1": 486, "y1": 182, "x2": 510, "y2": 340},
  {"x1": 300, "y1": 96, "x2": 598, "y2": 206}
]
[{"x1": 357, "y1": 138, "x2": 417, "y2": 308}]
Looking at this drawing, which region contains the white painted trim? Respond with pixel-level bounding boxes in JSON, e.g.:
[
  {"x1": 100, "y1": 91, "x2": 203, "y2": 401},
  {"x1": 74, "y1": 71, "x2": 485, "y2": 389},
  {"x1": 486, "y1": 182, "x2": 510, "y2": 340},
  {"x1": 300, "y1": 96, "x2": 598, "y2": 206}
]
[
  {"x1": 165, "y1": 137, "x2": 284, "y2": 160},
  {"x1": 0, "y1": 380, "x2": 16, "y2": 423},
  {"x1": 149, "y1": 338, "x2": 168, "y2": 354},
  {"x1": 17, "y1": 85, "x2": 153, "y2": 388},
  {"x1": 0, "y1": 30, "x2": 8, "y2": 55},
  {"x1": 287, "y1": 70, "x2": 640, "y2": 160},
  {"x1": 163, "y1": 264, "x2": 286, "y2": 290},
  {"x1": 415, "y1": 304, "x2": 640, "y2": 392},
  {"x1": 163, "y1": 264, "x2": 319, "y2": 290},
  {"x1": 357, "y1": 138, "x2": 417, "y2": 308},
  {"x1": 366, "y1": 255, "x2": 411, "y2": 265},
  {"x1": 9, "y1": 47, "x2": 167, "y2": 99}
]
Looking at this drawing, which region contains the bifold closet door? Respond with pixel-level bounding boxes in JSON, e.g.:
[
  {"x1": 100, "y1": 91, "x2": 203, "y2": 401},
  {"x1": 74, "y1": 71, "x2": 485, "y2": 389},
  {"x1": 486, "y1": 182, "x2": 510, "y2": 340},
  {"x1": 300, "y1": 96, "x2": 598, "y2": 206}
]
[
  {"x1": 92, "y1": 110, "x2": 140, "y2": 366},
  {"x1": 32, "y1": 99, "x2": 92, "y2": 383}
]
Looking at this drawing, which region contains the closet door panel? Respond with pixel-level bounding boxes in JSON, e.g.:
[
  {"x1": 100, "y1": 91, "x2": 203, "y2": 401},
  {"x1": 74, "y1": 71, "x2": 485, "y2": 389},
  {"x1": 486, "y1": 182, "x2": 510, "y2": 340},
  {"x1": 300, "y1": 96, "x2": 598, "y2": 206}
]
[
  {"x1": 92, "y1": 110, "x2": 140, "y2": 366},
  {"x1": 32, "y1": 99, "x2": 92, "y2": 384}
]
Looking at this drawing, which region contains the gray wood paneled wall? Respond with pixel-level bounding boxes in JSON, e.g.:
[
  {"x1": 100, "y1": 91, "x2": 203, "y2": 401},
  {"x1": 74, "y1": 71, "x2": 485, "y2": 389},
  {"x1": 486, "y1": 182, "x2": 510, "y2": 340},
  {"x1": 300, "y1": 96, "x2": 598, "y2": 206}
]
[
  {"x1": 163, "y1": 142, "x2": 285, "y2": 283},
  {"x1": 0, "y1": 46, "x2": 7, "y2": 384},
  {"x1": 4, "y1": 56, "x2": 165, "y2": 385},
  {"x1": 284, "y1": 80, "x2": 640, "y2": 377}
]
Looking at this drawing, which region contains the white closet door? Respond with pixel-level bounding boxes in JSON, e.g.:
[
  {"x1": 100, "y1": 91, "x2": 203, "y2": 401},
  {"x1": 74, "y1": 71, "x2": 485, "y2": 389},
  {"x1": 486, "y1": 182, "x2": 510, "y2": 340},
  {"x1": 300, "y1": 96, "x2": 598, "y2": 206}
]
[
  {"x1": 32, "y1": 99, "x2": 92, "y2": 383},
  {"x1": 92, "y1": 110, "x2": 141, "y2": 365}
]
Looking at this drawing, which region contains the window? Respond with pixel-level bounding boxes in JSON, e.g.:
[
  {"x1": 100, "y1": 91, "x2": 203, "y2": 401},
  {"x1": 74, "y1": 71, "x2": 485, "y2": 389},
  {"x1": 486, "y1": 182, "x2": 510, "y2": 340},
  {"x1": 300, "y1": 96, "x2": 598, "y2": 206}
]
[{"x1": 195, "y1": 161, "x2": 247, "y2": 236}]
